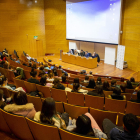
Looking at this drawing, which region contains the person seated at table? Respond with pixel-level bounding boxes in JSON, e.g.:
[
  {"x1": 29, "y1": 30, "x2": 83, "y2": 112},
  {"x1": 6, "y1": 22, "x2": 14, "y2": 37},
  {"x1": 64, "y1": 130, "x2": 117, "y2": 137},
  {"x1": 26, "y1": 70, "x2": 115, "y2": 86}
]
[
  {"x1": 27, "y1": 68, "x2": 39, "y2": 84},
  {"x1": 103, "y1": 81, "x2": 110, "y2": 91},
  {"x1": 53, "y1": 78, "x2": 65, "y2": 90},
  {"x1": 68, "y1": 49, "x2": 74, "y2": 55},
  {"x1": 79, "y1": 70, "x2": 87, "y2": 75},
  {"x1": 87, "y1": 85, "x2": 104, "y2": 97},
  {"x1": 79, "y1": 50, "x2": 85, "y2": 57},
  {"x1": 126, "y1": 80, "x2": 134, "y2": 89},
  {"x1": 92, "y1": 52, "x2": 100, "y2": 63},
  {"x1": 130, "y1": 90, "x2": 140, "y2": 103},
  {"x1": 86, "y1": 79, "x2": 96, "y2": 89},
  {"x1": 61, "y1": 75, "x2": 69, "y2": 84},
  {"x1": 109, "y1": 87, "x2": 125, "y2": 100},
  {"x1": 103, "y1": 113, "x2": 140, "y2": 140},
  {"x1": 96, "y1": 77, "x2": 102, "y2": 85},
  {"x1": 87, "y1": 71, "x2": 93, "y2": 76},
  {"x1": 74, "y1": 49, "x2": 78, "y2": 55},
  {"x1": 120, "y1": 84, "x2": 126, "y2": 93},
  {"x1": 85, "y1": 51, "x2": 90, "y2": 58}
]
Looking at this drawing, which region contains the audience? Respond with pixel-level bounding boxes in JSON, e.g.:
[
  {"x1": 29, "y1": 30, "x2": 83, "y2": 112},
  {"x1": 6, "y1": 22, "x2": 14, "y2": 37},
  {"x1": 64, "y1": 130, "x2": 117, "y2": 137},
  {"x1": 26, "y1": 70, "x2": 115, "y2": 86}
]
[
  {"x1": 71, "y1": 83, "x2": 80, "y2": 93},
  {"x1": 39, "y1": 76, "x2": 53, "y2": 87},
  {"x1": 4, "y1": 91, "x2": 36, "y2": 119},
  {"x1": 27, "y1": 69, "x2": 39, "y2": 84},
  {"x1": 103, "y1": 81, "x2": 110, "y2": 91},
  {"x1": 61, "y1": 75, "x2": 69, "y2": 84},
  {"x1": 126, "y1": 80, "x2": 134, "y2": 89},
  {"x1": 111, "y1": 80, "x2": 116, "y2": 87},
  {"x1": 44, "y1": 63, "x2": 50, "y2": 70},
  {"x1": 82, "y1": 76, "x2": 89, "y2": 83},
  {"x1": 86, "y1": 79, "x2": 96, "y2": 89},
  {"x1": 53, "y1": 78, "x2": 65, "y2": 90}
]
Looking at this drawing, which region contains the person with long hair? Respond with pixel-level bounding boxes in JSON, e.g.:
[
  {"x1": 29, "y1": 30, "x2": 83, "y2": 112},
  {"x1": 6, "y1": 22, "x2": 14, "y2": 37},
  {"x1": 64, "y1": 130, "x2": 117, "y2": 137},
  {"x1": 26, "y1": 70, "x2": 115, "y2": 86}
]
[
  {"x1": 96, "y1": 77, "x2": 102, "y2": 85},
  {"x1": 86, "y1": 79, "x2": 96, "y2": 89},
  {"x1": 34, "y1": 97, "x2": 66, "y2": 128},
  {"x1": 53, "y1": 78, "x2": 65, "y2": 90},
  {"x1": 103, "y1": 81, "x2": 110, "y2": 91},
  {"x1": 39, "y1": 76, "x2": 53, "y2": 87},
  {"x1": 126, "y1": 80, "x2": 133, "y2": 89},
  {"x1": 71, "y1": 83, "x2": 80, "y2": 93}
]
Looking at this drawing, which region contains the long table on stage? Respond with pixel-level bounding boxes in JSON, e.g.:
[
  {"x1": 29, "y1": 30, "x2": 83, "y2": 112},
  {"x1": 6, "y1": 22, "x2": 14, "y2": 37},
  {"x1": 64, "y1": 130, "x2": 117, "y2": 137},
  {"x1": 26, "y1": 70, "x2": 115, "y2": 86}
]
[{"x1": 62, "y1": 53, "x2": 97, "y2": 69}]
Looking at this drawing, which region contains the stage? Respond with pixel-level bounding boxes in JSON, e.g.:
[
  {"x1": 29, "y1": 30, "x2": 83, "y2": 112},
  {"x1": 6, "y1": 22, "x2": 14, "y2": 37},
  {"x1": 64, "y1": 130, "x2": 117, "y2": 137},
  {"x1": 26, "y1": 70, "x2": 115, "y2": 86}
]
[{"x1": 37, "y1": 54, "x2": 139, "y2": 81}]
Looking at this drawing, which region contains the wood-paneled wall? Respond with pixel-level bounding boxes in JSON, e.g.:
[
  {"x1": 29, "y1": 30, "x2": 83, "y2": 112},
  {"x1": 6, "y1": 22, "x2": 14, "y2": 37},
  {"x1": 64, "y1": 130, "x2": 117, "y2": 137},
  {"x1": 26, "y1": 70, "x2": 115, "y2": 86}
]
[
  {"x1": 121, "y1": 0, "x2": 140, "y2": 71},
  {"x1": 0, "y1": 0, "x2": 46, "y2": 57}
]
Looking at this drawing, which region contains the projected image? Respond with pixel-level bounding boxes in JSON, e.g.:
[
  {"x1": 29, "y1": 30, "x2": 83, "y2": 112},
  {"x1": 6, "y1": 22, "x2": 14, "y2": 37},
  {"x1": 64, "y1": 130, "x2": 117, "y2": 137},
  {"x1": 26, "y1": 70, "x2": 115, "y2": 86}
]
[{"x1": 66, "y1": 0, "x2": 121, "y2": 44}]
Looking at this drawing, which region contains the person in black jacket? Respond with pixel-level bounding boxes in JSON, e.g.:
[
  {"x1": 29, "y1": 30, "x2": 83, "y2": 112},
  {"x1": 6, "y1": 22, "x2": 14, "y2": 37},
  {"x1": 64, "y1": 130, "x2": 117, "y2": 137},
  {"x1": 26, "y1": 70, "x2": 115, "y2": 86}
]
[
  {"x1": 126, "y1": 80, "x2": 134, "y2": 89},
  {"x1": 27, "y1": 69, "x2": 39, "y2": 84},
  {"x1": 86, "y1": 79, "x2": 96, "y2": 89},
  {"x1": 53, "y1": 78, "x2": 65, "y2": 90},
  {"x1": 130, "y1": 90, "x2": 140, "y2": 103},
  {"x1": 92, "y1": 52, "x2": 100, "y2": 63}
]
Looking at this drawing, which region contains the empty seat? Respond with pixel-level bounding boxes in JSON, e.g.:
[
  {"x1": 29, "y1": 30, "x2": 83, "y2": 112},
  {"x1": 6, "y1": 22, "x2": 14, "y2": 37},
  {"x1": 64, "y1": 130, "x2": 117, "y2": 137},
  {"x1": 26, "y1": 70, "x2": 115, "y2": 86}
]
[
  {"x1": 13, "y1": 78, "x2": 26, "y2": 90},
  {"x1": 26, "y1": 118, "x2": 60, "y2": 140},
  {"x1": 105, "y1": 98, "x2": 126, "y2": 113},
  {"x1": 24, "y1": 81, "x2": 37, "y2": 93},
  {"x1": 1, "y1": 109, "x2": 34, "y2": 140},
  {"x1": 103, "y1": 91, "x2": 113, "y2": 97},
  {"x1": 0, "y1": 87, "x2": 11, "y2": 98},
  {"x1": 67, "y1": 91, "x2": 84, "y2": 106},
  {"x1": 51, "y1": 88, "x2": 67, "y2": 103},
  {"x1": 24, "y1": 70, "x2": 31, "y2": 79},
  {"x1": 64, "y1": 103, "x2": 88, "y2": 119},
  {"x1": 85, "y1": 95, "x2": 104, "y2": 110},
  {"x1": 90, "y1": 107, "x2": 117, "y2": 130}
]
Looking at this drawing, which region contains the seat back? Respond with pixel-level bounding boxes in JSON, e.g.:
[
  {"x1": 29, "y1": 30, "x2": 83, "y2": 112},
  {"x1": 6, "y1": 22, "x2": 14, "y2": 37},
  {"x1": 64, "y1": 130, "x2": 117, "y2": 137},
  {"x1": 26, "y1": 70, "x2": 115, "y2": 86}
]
[
  {"x1": 36, "y1": 84, "x2": 51, "y2": 98},
  {"x1": 121, "y1": 93, "x2": 132, "y2": 101},
  {"x1": 24, "y1": 70, "x2": 31, "y2": 79},
  {"x1": 90, "y1": 107, "x2": 117, "y2": 130},
  {"x1": 105, "y1": 98, "x2": 126, "y2": 113},
  {"x1": 7, "y1": 70, "x2": 15, "y2": 83},
  {"x1": 103, "y1": 91, "x2": 113, "y2": 97},
  {"x1": 13, "y1": 78, "x2": 26, "y2": 90},
  {"x1": 85, "y1": 95, "x2": 104, "y2": 110},
  {"x1": 131, "y1": 94, "x2": 137, "y2": 100},
  {"x1": 0, "y1": 87, "x2": 11, "y2": 98},
  {"x1": 1, "y1": 109, "x2": 34, "y2": 140},
  {"x1": 51, "y1": 88, "x2": 67, "y2": 103},
  {"x1": 82, "y1": 87, "x2": 94, "y2": 91},
  {"x1": 117, "y1": 112, "x2": 125, "y2": 126},
  {"x1": 64, "y1": 103, "x2": 88, "y2": 119},
  {"x1": 59, "y1": 128, "x2": 100, "y2": 140},
  {"x1": 126, "y1": 101, "x2": 140, "y2": 116},
  {"x1": 125, "y1": 88, "x2": 134, "y2": 94},
  {"x1": 67, "y1": 91, "x2": 84, "y2": 106},
  {"x1": 24, "y1": 81, "x2": 37, "y2": 93},
  {"x1": 27, "y1": 95, "x2": 42, "y2": 112},
  {"x1": 56, "y1": 69, "x2": 63, "y2": 77},
  {"x1": 26, "y1": 118, "x2": 60, "y2": 140},
  {"x1": 0, "y1": 109, "x2": 11, "y2": 133}
]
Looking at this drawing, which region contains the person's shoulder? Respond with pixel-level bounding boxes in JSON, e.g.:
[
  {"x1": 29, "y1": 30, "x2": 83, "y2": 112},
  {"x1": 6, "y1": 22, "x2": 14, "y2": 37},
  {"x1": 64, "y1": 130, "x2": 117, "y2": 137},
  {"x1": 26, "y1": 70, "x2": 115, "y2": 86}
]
[{"x1": 110, "y1": 127, "x2": 124, "y2": 138}]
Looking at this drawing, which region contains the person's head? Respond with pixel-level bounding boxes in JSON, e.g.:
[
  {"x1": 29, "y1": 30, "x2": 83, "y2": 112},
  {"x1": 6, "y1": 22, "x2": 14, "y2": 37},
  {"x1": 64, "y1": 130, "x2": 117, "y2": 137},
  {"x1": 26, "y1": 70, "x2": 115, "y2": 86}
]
[
  {"x1": 58, "y1": 65, "x2": 61, "y2": 69},
  {"x1": 85, "y1": 51, "x2": 88, "y2": 55},
  {"x1": 73, "y1": 83, "x2": 80, "y2": 92},
  {"x1": 40, "y1": 76, "x2": 47, "y2": 86},
  {"x1": 123, "y1": 113, "x2": 139, "y2": 134},
  {"x1": 95, "y1": 85, "x2": 103, "y2": 95},
  {"x1": 32, "y1": 63, "x2": 37, "y2": 69},
  {"x1": 89, "y1": 71, "x2": 92, "y2": 75},
  {"x1": 93, "y1": 52, "x2": 96, "y2": 56},
  {"x1": 0, "y1": 75, "x2": 8, "y2": 85},
  {"x1": 53, "y1": 78, "x2": 60, "y2": 87},
  {"x1": 87, "y1": 79, "x2": 96, "y2": 88},
  {"x1": 0, "y1": 89, "x2": 4, "y2": 101},
  {"x1": 130, "y1": 77, "x2": 135, "y2": 83},
  {"x1": 103, "y1": 81, "x2": 109, "y2": 89},
  {"x1": 44, "y1": 63, "x2": 48, "y2": 67},
  {"x1": 74, "y1": 114, "x2": 94, "y2": 136},
  {"x1": 111, "y1": 80, "x2": 116, "y2": 86},
  {"x1": 137, "y1": 90, "x2": 140, "y2": 100},
  {"x1": 13, "y1": 91, "x2": 28, "y2": 105},
  {"x1": 120, "y1": 77, "x2": 124, "y2": 82},
  {"x1": 120, "y1": 84, "x2": 126, "y2": 93},
  {"x1": 40, "y1": 97, "x2": 56, "y2": 123},
  {"x1": 30, "y1": 68, "x2": 37, "y2": 78},
  {"x1": 126, "y1": 80, "x2": 133, "y2": 89},
  {"x1": 39, "y1": 66, "x2": 44, "y2": 71},
  {"x1": 85, "y1": 76, "x2": 89, "y2": 81},
  {"x1": 81, "y1": 50, "x2": 83, "y2": 52},
  {"x1": 62, "y1": 75, "x2": 66, "y2": 83},
  {"x1": 113, "y1": 87, "x2": 121, "y2": 95},
  {"x1": 96, "y1": 77, "x2": 102, "y2": 85},
  {"x1": 74, "y1": 78, "x2": 79, "y2": 84}
]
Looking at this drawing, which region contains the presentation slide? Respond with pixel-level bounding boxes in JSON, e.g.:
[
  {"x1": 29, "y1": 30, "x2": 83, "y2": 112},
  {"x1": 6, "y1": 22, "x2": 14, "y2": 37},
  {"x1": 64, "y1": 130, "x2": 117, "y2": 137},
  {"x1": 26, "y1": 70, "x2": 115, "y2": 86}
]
[{"x1": 66, "y1": 0, "x2": 122, "y2": 44}]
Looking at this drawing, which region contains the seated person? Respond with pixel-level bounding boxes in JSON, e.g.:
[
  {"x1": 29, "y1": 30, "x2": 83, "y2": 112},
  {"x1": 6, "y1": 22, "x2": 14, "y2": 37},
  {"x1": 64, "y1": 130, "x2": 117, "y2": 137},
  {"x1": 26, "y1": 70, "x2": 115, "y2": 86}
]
[
  {"x1": 103, "y1": 113, "x2": 140, "y2": 140},
  {"x1": 82, "y1": 76, "x2": 89, "y2": 83},
  {"x1": 47, "y1": 73, "x2": 54, "y2": 82},
  {"x1": 71, "y1": 83, "x2": 81, "y2": 93},
  {"x1": 109, "y1": 87, "x2": 125, "y2": 100},
  {"x1": 72, "y1": 78, "x2": 82, "y2": 88},
  {"x1": 103, "y1": 81, "x2": 110, "y2": 91},
  {"x1": 0, "y1": 89, "x2": 6, "y2": 109},
  {"x1": 87, "y1": 71, "x2": 93, "y2": 76},
  {"x1": 92, "y1": 52, "x2": 100, "y2": 63},
  {"x1": 79, "y1": 50, "x2": 85, "y2": 57},
  {"x1": 87, "y1": 85, "x2": 104, "y2": 97},
  {"x1": 126, "y1": 80, "x2": 134, "y2": 89},
  {"x1": 85, "y1": 51, "x2": 90, "y2": 58},
  {"x1": 86, "y1": 79, "x2": 96, "y2": 89},
  {"x1": 120, "y1": 84, "x2": 126, "y2": 93},
  {"x1": 53, "y1": 68, "x2": 58, "y2": 76},
  {"x1": 2, "y1": 49, "x2": 9, "y2": 57},
  {"x1": 34, "y1": 97, "x2": 66, "y2": 129},
  {"x1": 111, "y1": 79, "x2": 117, "y2": 87},
  {"x1": 32, "y1": 63, "x2": 37, "y2": 69},
  {"x1": 53, "y1": 78, "x2": 65, "y2": 90},
  {"x1": 68, "y1": 113, "x2": 107, "y2": 139},
  {"x1": 79, "y1": 70, "x2": 87, "y2": 75},
  {"x1": 4, "y1": 91, "x2": 36, "y2": 119},
  {"x1": 130, "y1": 90, "x2": 140, "y2": 103},
  {"x1": 96, "y1": 77, "x2": 102, "y2": 85},
  {"x1": 74, "y1": 49, "x2": 78, "y2": 55},
  {"x1": 68, "y1": 49, "x2": 74, "y2": 55},
  {"x1": 61, "y1": 75, "x2": 69, "y2": 84},
  {"x1": 44, "y1": 63, "x2": 50, "y2": 70},
  {"x1": 58, "y1": 65, "x2": 68, "y2": 76},
  {"x1": 39, "y1": 75, "x2": 53, "y2": 87},
  {"x1": 27, "y1": 69, "x2": 39, "y2": 84}
]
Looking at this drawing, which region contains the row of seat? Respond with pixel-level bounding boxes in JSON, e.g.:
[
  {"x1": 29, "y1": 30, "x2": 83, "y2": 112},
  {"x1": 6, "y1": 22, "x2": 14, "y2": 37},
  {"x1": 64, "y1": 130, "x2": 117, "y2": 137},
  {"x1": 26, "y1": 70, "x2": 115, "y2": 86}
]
[{"x1": 1, "y1": 102, "x2": 140, "y2": 140}]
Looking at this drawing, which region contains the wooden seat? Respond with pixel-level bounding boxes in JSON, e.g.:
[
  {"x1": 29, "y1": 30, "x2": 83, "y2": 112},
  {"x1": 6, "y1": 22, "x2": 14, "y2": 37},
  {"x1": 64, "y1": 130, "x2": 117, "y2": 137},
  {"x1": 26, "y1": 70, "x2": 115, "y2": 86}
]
[
  {"x1": 131, "y1": 94, "x2": 137, "y2": 100},
  {"x1": 24, "y1": 81, "x2": 37, "y2": 93},
  {"x1": 121, "y1": 93, "x2": 132, "y2": 101},
  {"x1": 24, "y1": 70, "x2": 31, "y2": 79},
  {"x1": 26, "y1": 118, "x2": 60, "y2": 140},
  {"x1": 51, "y1": 88, "x2": 67, "y2": 103},
  {"x1": 90, "y1": 107, "x2": 117, "y2": 130},
  {"x1": 67, "y1": 91, "x2": 84, "y2": 106},
  {"x1": 117, "y1": 112, "x2": 125, "y2": 126},
  {"x1": 59, "y1": 128, "x2": 100, "y2": 140},
  {"x1": 82, "y1": 87, "x2": 94, "y2": 91},
  {"x1": 0, "y1": 87, "x2": 11, "y2": 98},
  {"x1": 13, "y1": 78, "x2": 26, "y2": 90},
  {"x1": 61, "y1": 83, "x2": 68, "y2": 87},
  {"x1": 85, "y1": 95, "x2": 104, "y2": 110},
  {"x1": 105, "y1": 98, "x2": 126, "y2": 113},
  {"x1": 27, "y1": 95, "x2": 42, "y2": 112},
  {"x1": 126, "y1": 101, "x2": 140, "y2": 116},
  {"x1": 1, "y1": 109, "x2": 34, "y2": 140},
  {"x1": 80, "y1": 82, "x2": 89, "y2": 87},
  {"x1": 103, "y1": 91, "x2": 113, "y2": 97},
  {"x1": 0, "y1": 109, "x2": 11, "y2": 134},
  {"x1": 36, "y1": 84, "x2": 51, "y2": 98},
  {"x1": 57, "y1": 69, "x2": 63, "y2": 77},
  {"x1": 64, "y1": 103, "x2": 88, "y2": 119},
  {"x1": 68, "y1": 84, "x2": 73, "y2": 89},
  {"x1": 125, "y1": 88, "x2": 134, "y2": 94},
  {"x1": 7, "y1": 70, "x2": 15, "y2": 83}
]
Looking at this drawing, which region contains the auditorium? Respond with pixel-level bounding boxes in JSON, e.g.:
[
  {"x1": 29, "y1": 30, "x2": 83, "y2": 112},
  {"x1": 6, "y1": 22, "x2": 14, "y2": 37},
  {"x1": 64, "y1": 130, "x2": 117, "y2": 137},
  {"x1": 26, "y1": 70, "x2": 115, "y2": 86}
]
[{"x1": 0, "y1": 0, "x2": 140, "y2": 140}]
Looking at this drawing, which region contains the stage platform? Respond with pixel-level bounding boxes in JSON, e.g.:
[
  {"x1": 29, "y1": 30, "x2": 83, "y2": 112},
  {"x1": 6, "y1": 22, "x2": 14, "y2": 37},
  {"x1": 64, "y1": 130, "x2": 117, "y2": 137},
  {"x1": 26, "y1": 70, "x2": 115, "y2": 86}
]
[{"x1": 36, "y1": 54, "x2": 139, "y2": 81}]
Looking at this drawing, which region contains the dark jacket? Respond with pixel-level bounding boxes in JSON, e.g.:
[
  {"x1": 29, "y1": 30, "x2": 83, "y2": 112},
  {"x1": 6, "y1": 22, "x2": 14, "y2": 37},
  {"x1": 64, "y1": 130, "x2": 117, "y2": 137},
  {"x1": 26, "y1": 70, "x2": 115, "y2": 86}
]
[
  {"x1": 27, "y1": 78, "x2": 39, "y2": 84},
  {"x1": 111, "y1": 94, "x2": 124, "y2": 100},
  {"x1": 92, "y1": 54, "x2": 100, "y2": 63},
  {"x1": 87, "y1": 91, "x2": 104, "y2": 97},
  {"x1": 129, "y1": 99, "x2": 140, "y2": 103},
  {"x1": 53, "y1": 84, "x2": 65, "y2": 90}
]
